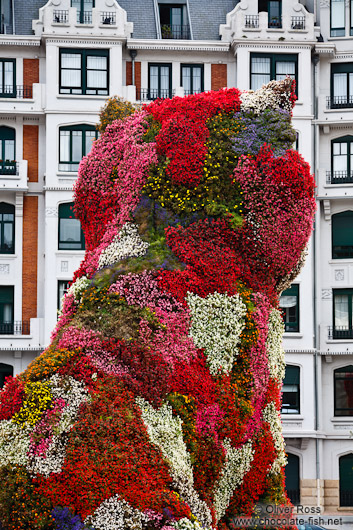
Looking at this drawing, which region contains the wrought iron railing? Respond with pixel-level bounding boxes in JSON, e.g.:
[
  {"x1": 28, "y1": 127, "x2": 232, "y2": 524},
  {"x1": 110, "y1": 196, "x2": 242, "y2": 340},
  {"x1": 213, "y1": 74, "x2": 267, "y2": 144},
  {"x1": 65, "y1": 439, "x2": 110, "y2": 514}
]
[
  {"x1": 328, "y1": 326, "x2": 353, "y2": 340},
  {"x1": 245, "y1": 15, "x2": 259, "y2": 28},
  {"x1": 0, "y1": 85, "x2": 33, "y2": 99},
  {"x1": 0, "y1": 321, "x2": 30, "y2": 335},
  {"x1": 0, "y1": 161, "x2": 19, "y2": 176},
  {"x1": 184, "y1": 89, "x2": 203, "y2": 96},
  {"x1": 100, "y1": 11, "x2": 116, "y2": 24},
  {"x1": 291, "y1": 16, "x2": 305, "y2": 29},
  {"x1": 326, "y1": 170, "x2": 353, "y2": 184},
  {"x1": 77, "y1": 10, "x2": 92, "y2": 24},
  {"x1": 161, "y1": 24, "x2": 190, "y2": 39},
  {"x1": 53, "y1": 10, "x2": 69, "y2": 23},
  {"x1": 137, "y1": 88, "x2": 174, "y2": 101},
  {"x1": 326, "y1": 95, "x2": 353, "y2": 109}
]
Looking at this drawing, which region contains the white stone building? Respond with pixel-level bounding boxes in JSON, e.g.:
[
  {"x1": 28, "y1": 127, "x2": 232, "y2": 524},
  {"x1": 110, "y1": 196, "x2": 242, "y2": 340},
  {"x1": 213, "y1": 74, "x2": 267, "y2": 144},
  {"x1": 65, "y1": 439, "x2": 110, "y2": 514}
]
[{"x1": 0, "y1": 0, "x2": 352, "y2": 520}]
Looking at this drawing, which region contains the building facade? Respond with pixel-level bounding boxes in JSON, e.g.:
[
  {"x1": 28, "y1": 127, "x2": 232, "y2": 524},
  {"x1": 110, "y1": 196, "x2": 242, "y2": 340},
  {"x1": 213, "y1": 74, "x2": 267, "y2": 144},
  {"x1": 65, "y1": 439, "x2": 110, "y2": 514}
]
[{"x1": 0, "y1": 0, "x2": 352, "y2": 520}]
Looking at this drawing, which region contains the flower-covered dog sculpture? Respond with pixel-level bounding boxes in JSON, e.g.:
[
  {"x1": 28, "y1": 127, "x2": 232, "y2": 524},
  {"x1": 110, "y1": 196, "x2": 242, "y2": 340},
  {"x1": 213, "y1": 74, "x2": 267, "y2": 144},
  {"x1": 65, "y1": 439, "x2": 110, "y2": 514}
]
[{"x1": 0, "y1": 80, "x2": 315, "y2": 530}]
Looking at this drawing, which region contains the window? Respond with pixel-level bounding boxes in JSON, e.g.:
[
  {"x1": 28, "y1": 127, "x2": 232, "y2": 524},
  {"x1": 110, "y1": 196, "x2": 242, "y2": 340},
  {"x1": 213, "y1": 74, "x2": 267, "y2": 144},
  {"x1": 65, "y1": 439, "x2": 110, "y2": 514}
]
[
  {"x1": 0, "y1": 126, "x2": 15, "y2": 175},
  {"x1": 330, "y1": 63, "x2": 353, "y2": 108},
  {"x1": 0, "y1": 202, "x2": 14, "y2": 254},
  {"x1": 71, "y1": 0, "x2": 94, "y2": 24},
  {"x1": 331, "y1": 136, "x2": 353, "y2": 184},
  {"x1": 59, "y1": 49, "x2": 109, "y2": 96},
  {"x1": 285, "y1": 454, "x2": 300, "y2": 505},
  {"x1": 331, "y1": 0, "x2": 345, "y2": 36},
  {"x1": 159, "y1": 3, "x2": 189, "y2": 39},
  {"x1": 181, "y1": 65, "x2": 203, "y2": 95},
  {"x1": 59, "y1": 124, "x2": 98, "y2": 172},
  {"x1": 258, "y1": 0, "x2": 282, "y2": 28},
  {"x1": 340, "y1": 454, "x2": 353, "y2": 506},
  {"x1": 280, "y1": 284, "x2": 299, "y2": 332},
  {"x1": 250, "y1": 53, "x2": 298, "y2": 94},
  {"x1": 281, "y1": 365, "x2": 300, "y2": 414},
  {"x1": 148, "y1": 64, "x2": 172, "y2": 100},
  {"x1": 332, "y1": 211, "x2": 353, "y2": 258},
  {"x1": 0, "y1": 59, "x2": 15, "y2": 98},
  {"x1": 0, "y1": 363, "x2": 13, "y2": 388},
  {"x1": 334, "y1": 366, "x2": 353, "y2": 416},
  {"x1": 0, "y1": 286, "x2": 13, "y2": 334},
  {"x1": 58, "y1": 280, "x2": 71, "y2": 311},
  {"x1": 58, "y1": 203, "x2": 85, "y2": 250},
  {"x1": 333, "y1": 289, "x2": 353, "y2": 339}
]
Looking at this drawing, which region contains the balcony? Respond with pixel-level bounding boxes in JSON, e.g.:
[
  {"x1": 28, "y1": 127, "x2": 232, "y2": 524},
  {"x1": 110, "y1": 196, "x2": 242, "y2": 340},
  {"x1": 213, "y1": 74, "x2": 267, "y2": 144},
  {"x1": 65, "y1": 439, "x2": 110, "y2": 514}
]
[
  {"x1": 0, "y1": 321, "x2": 30, "y2": 335},
  {"x1": 0, "y1": 160, "x2": 28, "y2": 190},
  {"x1": 326, "y1": 96, "x2": 353, "y2": 110},
  {"x1": 76, "y1": 10, "x2": 92, "y2": 24},
  {"x1": 0, "y1": 83, "x2": 43, "y2": 114},
  {"x1": 136, "y1": 88, "x2": 175, "y2": 102},
  {"x1": 328, "y1": 326, "x2": 353, "y2": 340},
  {"x1": 161, "y1": 24, "x2": 190, "y2": 39},
  {"x1": 100, "y1": 12, "x2": 116, "y2": 25},
  {"x1": 268, "y1": 15, "x2": 282, "y2": 28},
  {"x1": 245, "y1": 15, "x2": 259, "y2": 28},
  {"x1": 0, "y1": 161, "x2": 18, "y2": 176},
  {"x1": 291, "y1": 16, "x2": 305, "y2": 30},
  {"x1": 0, "y1": 85, "x2": 34, "y2": 99},
  {"x1": 326, "y1": 170, "x2": 353, "y2": 185},
  {"x1": 53, "y1": 10, "x2": 68, "y2": 23}
]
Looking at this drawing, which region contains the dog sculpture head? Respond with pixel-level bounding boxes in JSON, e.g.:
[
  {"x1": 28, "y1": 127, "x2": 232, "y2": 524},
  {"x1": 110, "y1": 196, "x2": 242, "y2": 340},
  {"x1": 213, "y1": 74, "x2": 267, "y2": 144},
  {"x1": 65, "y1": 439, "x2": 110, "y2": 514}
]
[{"x1": 0, "y1": 80, "x2": 315, "y2": 530}]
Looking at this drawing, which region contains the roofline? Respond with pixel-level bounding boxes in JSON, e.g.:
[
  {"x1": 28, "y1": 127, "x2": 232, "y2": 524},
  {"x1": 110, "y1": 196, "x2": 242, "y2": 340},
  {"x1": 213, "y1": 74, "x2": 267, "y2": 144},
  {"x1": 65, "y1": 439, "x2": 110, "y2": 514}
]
[
  {"x1": 0, "y1": 35, "x2": 41, "y2": 46},
  {"x1": 126, "y1": 38, "x2": 230, "y2": 52}
]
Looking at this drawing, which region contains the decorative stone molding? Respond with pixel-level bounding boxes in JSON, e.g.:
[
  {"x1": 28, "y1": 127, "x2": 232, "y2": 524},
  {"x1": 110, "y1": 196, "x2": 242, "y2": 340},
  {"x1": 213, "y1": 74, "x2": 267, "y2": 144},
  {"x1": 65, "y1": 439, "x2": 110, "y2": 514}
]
[
  {"x1": 126, "y1": 39, "x2": 230, "y2": 53},
  {"x1": 15, "y1": 193, "x2": 24, "y2": 218},
  {"x1": 335, "y1": 269, "x2": 345, "y2": 281},
  {"x1": 323, "y1": 199, "x2": 331, "y2": 220},
  {"x1": 0, "y1": 264, "x2": 10, "y2": 274},
  {"x1": 321, "y1": 289, "x2": 332, "y2": 300},
  {"x1": 45, "y1": 206, "x2": 58, "y2": 217}
]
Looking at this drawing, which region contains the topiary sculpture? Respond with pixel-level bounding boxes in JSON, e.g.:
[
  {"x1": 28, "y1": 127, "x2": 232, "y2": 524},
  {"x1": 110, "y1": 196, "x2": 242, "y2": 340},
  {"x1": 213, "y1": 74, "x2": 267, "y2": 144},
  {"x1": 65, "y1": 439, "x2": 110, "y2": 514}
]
[{"x1": 0, "y1": 79, "x2": 315, "y2": 530}]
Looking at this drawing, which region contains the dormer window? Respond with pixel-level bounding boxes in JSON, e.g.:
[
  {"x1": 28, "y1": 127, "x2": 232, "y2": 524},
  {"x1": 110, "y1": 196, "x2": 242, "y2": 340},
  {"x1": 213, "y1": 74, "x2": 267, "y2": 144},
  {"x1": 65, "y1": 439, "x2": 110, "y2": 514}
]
[
  {"x1": 159, "y1": 3, "x2": 190, "y2": 39},
  {"x1": 71, "y1": 0, "x2": 94, "y2": 24},
  {"x1": 258, "y1": 0, "x2": 282, "y2": 28}
]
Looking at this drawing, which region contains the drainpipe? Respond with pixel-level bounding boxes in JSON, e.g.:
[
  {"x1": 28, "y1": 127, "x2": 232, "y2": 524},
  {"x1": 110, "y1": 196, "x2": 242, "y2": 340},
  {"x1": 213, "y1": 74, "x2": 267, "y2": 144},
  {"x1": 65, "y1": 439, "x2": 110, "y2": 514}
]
[
  {"x1": 312, "y1": 52, "x2": 321, "y2": 509},
  {"x1": 129, "y1": 49, "x2": 137, "y2": 86},
  {"x1": 12, "y1": 0, "x2": 15, "y2": 34}
]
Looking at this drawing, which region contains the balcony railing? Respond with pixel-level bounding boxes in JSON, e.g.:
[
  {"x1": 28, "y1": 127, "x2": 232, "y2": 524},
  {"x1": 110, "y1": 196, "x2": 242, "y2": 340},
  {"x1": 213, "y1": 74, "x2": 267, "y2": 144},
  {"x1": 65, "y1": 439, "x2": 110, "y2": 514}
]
[
  {"x1": 0, "y1": 321, "x2": 30, "y2": 335},
  {"x1": 328, "y1": 326, "x2": 353, "y2": 340},
  {"x1": 100, "y1": 12, "x2": 116, "y2": 25},
  {"x1": 326, "y1": 95, "x2": 353, "y2": 109},
  {"x1": 53, "y1": 10, "x2": 69, "y2": 23},
  {"x1": 340, "y1": 490, "x2": 353, "y2": 507},
  {"x1": 137, "y1": 88, "x2": 174, "y2": 101},
  {"x1": 77, "y1": 10, "x2": 92, "y2": 24},
  {"x1": 245, "y1": 15, "x2": 259, "y2": 28},
  {"x1": 268, "y1": 15, "x2": 282, "y2": 28},
  {"x1": 0, "y1": 85, "x2": 33, "y2": 99},
  {"x1": 326, "y1": 170, "x2": 353, "y2": 184},
  {"x1": 161, "y1": 24, "x2": 190, "y2": 39},
  {"x1": 286, "y1": 489, "x2": 300, "y2": 505},
  {"x1": 0, "y1": 161, "x2": 19, "y2": 176},
  {"x1": 291, "y1": 16, "x2": 305, "y2": 29},
  {"x1": 184, "y1": 89, "x2": 203, "y2": 96}
]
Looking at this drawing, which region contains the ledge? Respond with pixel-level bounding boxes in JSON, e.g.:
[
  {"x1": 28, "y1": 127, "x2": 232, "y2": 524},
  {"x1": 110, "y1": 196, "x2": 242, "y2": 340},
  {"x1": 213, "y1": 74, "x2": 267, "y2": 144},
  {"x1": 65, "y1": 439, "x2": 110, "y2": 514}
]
[{"x1": 126, "y1": 38, "x2": 230, "y2": 53}]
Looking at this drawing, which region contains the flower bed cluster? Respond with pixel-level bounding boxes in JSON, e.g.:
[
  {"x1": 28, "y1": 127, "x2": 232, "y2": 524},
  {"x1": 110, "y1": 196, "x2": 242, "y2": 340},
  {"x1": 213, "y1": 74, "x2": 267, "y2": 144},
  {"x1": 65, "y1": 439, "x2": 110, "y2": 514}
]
[{"x1": 0, "y1": 79, "x2": 315, "y2": 530}]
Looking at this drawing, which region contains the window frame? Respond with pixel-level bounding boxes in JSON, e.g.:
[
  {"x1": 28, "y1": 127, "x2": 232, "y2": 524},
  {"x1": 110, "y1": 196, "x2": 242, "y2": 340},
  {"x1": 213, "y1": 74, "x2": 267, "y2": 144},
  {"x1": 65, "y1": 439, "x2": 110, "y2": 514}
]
[
  {"x1": 148, "y1": 63, "x2": 172, "y2": 100},
  {"x1": 58, "y1": 202, "x2": 85, "y2": 251},
  {"x1": 59, "y1": 48, "x2": 109, "y2": 96},
  {"x1": 334, "y1": 366, "x2": 353, "y2": 417},
  {"x1": 0, "y1": 126, "x2": 16, "y2": 175},
  {"x1": 0, "y1": 202, "x2": 15, "y2": 254},
  {"x1": 339, "y1": 453, "x2": 353, "y2": 506},
  {"x1": 59, "y1": 124, "x2": 98, "y2": 172},
  {"x1": 0, "y1": 286, "x2": 14, "y2": 335},
  {"x1": 58, "y1": 280, "x2": 71, "y2": 311},
  {"x1": 332, "y1": 210, "x2": 353, "y2": 259},
  {"x1": 330, "y1": 0, "x2": 346, "y2": 36},
  {"x1": 331, "y1": 136, "x2": 353, "y2": 184},
  {"x1": 0, "y1": 58, "x2": 15, "y2": 98},
  {"x1": 281, "y1": 365, "x2": 300, "y2": 415},
  {"x1": 0, "y1": 362, "x2": 13, "y2": 388},
  {"x1": 71, "y1": 0, "x2": 95, "y2": 24},
  {"x1": 280, "y1": 283, "x2": 299, "y2": 333},
  {"x1": 330, "y1": 63, "x2": 353, "y2": 108},
  {"x1": 333, "y1": 288, "x2": 353, "y2": 339},
  {"x1": 181, "y1": 64, "x2": 204, "y2": 95},
  {"x1": 250, "y1": 53, "x2": 298, "y2": 96}
]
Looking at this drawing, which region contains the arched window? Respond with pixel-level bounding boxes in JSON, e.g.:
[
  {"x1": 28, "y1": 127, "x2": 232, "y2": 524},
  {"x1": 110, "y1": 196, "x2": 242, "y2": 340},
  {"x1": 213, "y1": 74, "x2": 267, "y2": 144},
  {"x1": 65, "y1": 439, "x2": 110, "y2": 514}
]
[
  {"x1": 331, "y1": 136, "x2": 353, "y2": 183},
  {"x1": 0, "y1": 126, "x2": 15, "y2": 175},
  {"x1": 339, "y1": 454, "x2": 353, "y2": 506},
  {"x1": 0, "y1": 202, "x2": 14, "y2": 254},
  {"x1": 59, "y1": 124, "x2": 98, "y2": 172},
  {"x1": 0, "y1": 362, "x2": 13, "y2": 388},
  {"x1": 285, "y1": 453, "x2": 300, "y2": 505},
  {"x1": 334, "y1": 365, "x2": 353, "y2": 416},
  {"x1": 58, "y1": 203, "x2": 85, "y2": 251},
  {"x1": 281, "y1": 365, "x2": 300, "y2": 414},
  {"x1": 332, "y1": 211, "x2": 353, "y2": 259}
]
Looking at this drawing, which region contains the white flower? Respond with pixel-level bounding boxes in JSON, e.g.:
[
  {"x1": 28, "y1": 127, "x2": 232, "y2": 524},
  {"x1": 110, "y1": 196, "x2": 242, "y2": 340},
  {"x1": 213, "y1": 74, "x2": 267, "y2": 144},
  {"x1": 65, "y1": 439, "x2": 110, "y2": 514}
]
[
  {"x1": 266, "y1": 309, "x2": 285, "y2": 381},
  {"x1": 263, "y1": 402, "x2": 287, "y2": 474},
  {"x1": 213, "y1": 439, "x2": 254, "y2": 521},
  {"x1": 187, "y1": 292, "x2": 247, "y2": 375},
  {"x1": 98, "y1": 222, "x2": 149, "y2": 270},
  {"x1": 67, "y1": 275, "x2": 90, "y2": 302},
  {"x1": 0, "y1": 420, "x2": 31, "y2": 467},
  {"x1": 240, "y1": 79, "x2": 293, "y2": 115},
  {"x1": 172, "y1": 518, "x2": 205, "y2": 530},
  {"x1": 85, "y1": 494, "x2": 150, "y2": 530}
]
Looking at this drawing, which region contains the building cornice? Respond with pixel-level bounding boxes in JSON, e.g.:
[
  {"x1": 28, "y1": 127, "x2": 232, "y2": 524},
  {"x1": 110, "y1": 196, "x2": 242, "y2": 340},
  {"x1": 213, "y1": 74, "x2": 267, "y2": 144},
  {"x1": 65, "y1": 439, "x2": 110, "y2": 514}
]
[
  {"x1": 285, "y1": 349, "x2": 353, "y2": 355},
  {"x1": 233, "y1": 41, "x2": 315, "y2": 50},
  {"x1": 314, "y1": 42, "x2": 336, "y2": 55},
  {"x1": 126, "y1": 39, "x2": 230, "y2": 53},
  {"x1": 0, "y1": 35, "x2": 41, "y2": 46},
  {"x1": 44, "y1": 37, "x2": 123, "y2": 46}
]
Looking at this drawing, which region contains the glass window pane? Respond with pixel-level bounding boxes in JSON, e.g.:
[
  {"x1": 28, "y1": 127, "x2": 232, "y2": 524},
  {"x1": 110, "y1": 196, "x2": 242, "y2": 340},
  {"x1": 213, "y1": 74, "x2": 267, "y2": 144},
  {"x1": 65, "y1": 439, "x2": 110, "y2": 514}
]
[
  {"x1": 276, "y1": 61, "x2": 295, "y2": 78},
  {"x1": 3, "y1": 303, "x2": 12, "y2": 322},
  {"x1": 331, "y1": 0, "x2": 345, "y2": 28},
  {"x1": 61, "y1": 70, "x2": 81, "y2": 88},
  {"x1": 193, "y1": 67, "x2": 202, "y2": 93},
  {"x1": 85, "y1": 131, "x2": 96, "y2": 155},
  {"x1": 182, "y1": 67, "x2": 191, "y2": 93},
  {"x1": 72, "y1": 130, "x2": 82, "y2": 161},
  {"x1": 160, "y1": 67, "x2": 170, "y2": 91},
  {"x1": 60, "y1": 130, "x2": 70, "y2": 162},
  {"x1": 87, "y1": 56, "x2": 107, "y2": 70},
  {"x1": 0, "y1": 63, "x2": 3, "y2": 92},
  {"x1": 150, "y1": 66, "x2": 159, "y2": 92},
  {"x1": 350, "y1": 73, "x2": 353, "y2": 97},
  {"x1": 334, "y1": 73, "x2": 347, "y2": 97},
  {"x1": 252, "y1": 57, "x2": 271, "y2": 74},
  {"x1": 61, "y1": 53, "x2": 81, "y2": 69},
  {"x1": 171, "y1": 7, "x2": 182, "y2": 26},
  {"x1": 4, "y1": 62, "x2": 13, "y2": 91},
  {"x1": 3, "y1": 223, "x2": 13, "y2": 249},
  {"x1": 87, "y1": 70, "x2": 107, "y2": 88},
  {"x1": 60, "y1": 218, "x2": 81, "y2": 243},
  {"x1": 335, "y1": 294, "x2": 349, "y2": 328},
  {"x1": 333, "y1": 154, "x2": 347, "y2": 172},
  {"x1": 4, "y1": 140, "x2": 14, "y2": 161}
]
